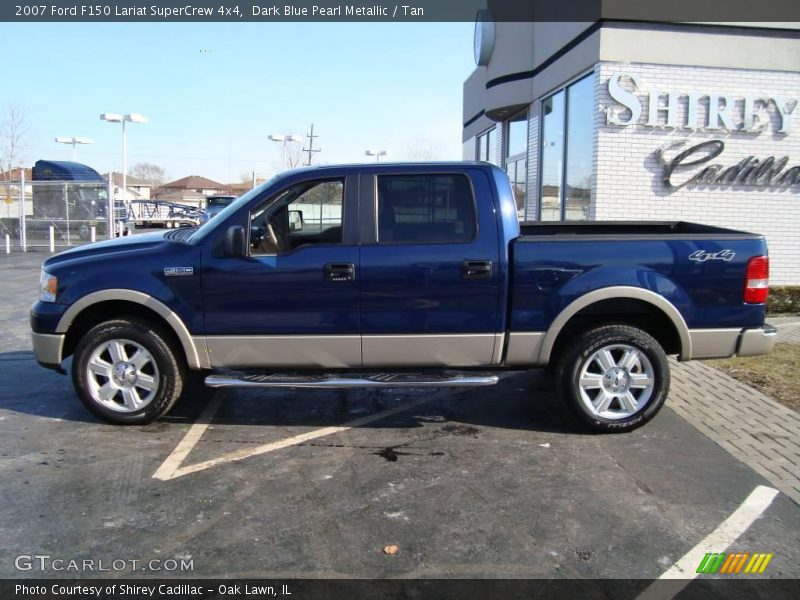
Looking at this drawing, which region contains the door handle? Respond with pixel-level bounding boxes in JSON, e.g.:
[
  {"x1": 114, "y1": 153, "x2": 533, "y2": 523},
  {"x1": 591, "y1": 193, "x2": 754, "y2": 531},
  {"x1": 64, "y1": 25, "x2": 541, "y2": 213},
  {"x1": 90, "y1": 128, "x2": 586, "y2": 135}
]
[
  {"x1": 325, "y1": 263, "x2": 356, "y2": 282},
  {"x1": 462, "y1": 260, "x2": 493, "y2": 280}
]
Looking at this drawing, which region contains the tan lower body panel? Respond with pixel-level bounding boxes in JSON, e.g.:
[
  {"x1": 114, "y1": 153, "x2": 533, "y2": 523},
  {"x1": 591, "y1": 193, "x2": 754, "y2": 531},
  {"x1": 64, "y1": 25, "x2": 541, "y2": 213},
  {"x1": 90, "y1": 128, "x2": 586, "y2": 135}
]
[
  {"x1": 688, "y1": 328, "x2": 741, "y2": 359},
  {"x1": 362, "y1": 334, "x2": 498, "y2": 367},
  {"x1": 206, "y1": 335, "x2": 361, "y2": 368},
  {"x1": 32, "y1": 332, "x2": 66, "y2": 366},
  {"x1": 504, "y1": 332, "x2": 546, "y2": 366}
]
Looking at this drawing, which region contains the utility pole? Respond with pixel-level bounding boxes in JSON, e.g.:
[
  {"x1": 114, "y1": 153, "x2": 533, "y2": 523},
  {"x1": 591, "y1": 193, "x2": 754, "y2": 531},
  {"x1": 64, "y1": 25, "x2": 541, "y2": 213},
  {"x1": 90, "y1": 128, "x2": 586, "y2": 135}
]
[{"x1": 303, "y1": 124, "x2": 321, "y2": 166}]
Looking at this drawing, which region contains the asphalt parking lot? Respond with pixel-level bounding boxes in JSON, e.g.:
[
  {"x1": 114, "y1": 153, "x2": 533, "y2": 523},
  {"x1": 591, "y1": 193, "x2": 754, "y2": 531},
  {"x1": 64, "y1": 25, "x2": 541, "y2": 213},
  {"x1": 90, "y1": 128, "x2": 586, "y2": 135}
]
[{"x1": 1, "y1": 251, "x2": 799, "y2": 590}]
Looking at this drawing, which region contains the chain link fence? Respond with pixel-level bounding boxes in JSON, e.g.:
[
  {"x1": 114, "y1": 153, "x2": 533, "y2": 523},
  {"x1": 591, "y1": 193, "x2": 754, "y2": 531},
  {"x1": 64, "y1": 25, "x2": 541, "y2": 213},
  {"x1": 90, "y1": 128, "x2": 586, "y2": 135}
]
[
  {"x1": 0, "y1": 181, "x2": 24, "y2": 250},
  {"x1": 0, "y1": 177, "x2": 130, "y2": 253}
]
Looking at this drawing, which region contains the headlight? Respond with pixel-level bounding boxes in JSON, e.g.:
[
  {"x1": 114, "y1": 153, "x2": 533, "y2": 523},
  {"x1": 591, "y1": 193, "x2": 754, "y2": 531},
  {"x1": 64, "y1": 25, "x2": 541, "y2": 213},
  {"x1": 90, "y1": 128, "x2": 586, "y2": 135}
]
[{"x1": 39, "y1": 269, "x2": 57, "y2": 303}]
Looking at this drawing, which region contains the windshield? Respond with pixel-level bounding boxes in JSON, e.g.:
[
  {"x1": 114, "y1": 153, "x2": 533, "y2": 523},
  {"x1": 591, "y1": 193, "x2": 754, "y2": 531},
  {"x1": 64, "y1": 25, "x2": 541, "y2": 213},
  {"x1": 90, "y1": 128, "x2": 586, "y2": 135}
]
[{"x1": 189, "y1": 176, "x2": 280, "y2": 243}]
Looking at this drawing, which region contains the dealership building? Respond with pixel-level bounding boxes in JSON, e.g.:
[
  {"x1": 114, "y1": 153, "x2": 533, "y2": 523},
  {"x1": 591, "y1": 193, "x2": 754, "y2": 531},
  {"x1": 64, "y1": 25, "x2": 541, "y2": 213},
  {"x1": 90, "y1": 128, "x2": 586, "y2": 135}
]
[{"x1": 462, "y1": 21, "x2": 800, "y2": 284}]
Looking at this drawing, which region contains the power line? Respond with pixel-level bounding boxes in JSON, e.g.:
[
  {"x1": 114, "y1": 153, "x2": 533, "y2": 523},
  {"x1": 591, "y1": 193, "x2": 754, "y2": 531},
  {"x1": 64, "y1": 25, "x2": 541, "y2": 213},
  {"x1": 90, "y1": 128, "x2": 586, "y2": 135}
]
[{"x1": 65, "y1": 148, "x2": 266, "y2": 164}]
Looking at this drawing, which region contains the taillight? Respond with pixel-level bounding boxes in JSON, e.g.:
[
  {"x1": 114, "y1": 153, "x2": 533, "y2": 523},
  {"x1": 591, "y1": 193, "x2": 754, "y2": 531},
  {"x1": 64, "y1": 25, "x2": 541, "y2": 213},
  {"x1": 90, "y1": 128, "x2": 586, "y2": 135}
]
[{"x1": 744, "y1": 256, "x2": 769, "y2": 304}]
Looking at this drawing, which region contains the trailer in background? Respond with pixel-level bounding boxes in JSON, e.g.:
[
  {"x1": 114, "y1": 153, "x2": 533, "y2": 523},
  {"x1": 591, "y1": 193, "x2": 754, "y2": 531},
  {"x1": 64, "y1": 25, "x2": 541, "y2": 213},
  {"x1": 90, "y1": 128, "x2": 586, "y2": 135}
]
[{"x1": 128, "y1": 199, "x2": 203, "y2": 228}]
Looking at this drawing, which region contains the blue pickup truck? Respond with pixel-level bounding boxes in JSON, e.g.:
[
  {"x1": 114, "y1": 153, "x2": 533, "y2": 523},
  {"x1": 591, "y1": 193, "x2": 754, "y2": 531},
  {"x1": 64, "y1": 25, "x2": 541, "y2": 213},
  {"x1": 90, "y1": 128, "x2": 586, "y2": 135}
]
[{"x1": 30, "y1": 163, "x2": 775, "y2": 432}]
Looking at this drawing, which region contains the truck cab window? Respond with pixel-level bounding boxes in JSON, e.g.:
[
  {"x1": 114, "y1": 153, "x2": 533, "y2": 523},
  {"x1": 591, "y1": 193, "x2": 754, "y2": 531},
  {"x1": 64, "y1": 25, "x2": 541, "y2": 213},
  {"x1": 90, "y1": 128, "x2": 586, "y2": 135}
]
[
  {"x1": 251, "y1": 179, "x2": 344, "y2": 255},
  {"x1": 377, "y1": 174, "x2": 476, "y2": 244}
]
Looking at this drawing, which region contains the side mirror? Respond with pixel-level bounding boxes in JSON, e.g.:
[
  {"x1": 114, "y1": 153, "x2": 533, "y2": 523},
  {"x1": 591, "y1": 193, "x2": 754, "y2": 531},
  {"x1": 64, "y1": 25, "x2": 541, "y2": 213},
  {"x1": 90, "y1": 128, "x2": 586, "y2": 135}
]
[
  {"x1": 288, "y1": 209, "x2": 304, "y2": 232},
  {"x1": 224, "y1": 225, "x2": 247, "y2": 258}
]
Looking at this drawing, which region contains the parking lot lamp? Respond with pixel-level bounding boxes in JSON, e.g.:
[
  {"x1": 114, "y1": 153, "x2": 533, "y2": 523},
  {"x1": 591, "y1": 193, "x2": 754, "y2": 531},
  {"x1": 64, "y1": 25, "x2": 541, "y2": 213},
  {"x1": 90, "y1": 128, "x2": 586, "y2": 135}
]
[
  {"x1": 55, "y1": 137, "x2": 93, "y2": 160},
  {"x1": 100, "y1": 113, "x2": 147, "y2": 201},
  {"x1": 365, "y1": 149, "x2": 388, "y2": 162}
]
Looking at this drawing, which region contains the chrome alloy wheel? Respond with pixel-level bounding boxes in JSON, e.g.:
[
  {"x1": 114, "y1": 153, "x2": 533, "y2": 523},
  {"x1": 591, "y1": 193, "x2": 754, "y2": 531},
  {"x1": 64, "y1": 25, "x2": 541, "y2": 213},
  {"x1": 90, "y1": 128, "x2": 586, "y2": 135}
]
[
  {"x1": 85, "y1": 338, "x2": 160, "y2": 413},
  {"x1": 577, "y1": 343, "x2": 655, "y2": 420}
]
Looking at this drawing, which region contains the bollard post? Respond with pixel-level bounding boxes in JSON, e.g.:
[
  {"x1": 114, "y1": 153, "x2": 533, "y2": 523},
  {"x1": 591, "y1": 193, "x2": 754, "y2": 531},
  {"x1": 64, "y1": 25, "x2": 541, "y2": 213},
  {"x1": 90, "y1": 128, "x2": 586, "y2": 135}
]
[
  {"x1": 107, "y1": 177, "x2": 114, "y2": 239},
  {"x1": 49, "y1": 226, "x2": 55, "y2": 252},
  {"x1": 118, "y1": 221, "x2": 124, "y2": 237},
  {"x1": 90, "y1": 226, "x2": 96, "y2": 243},
  {"x1": 5, "y1": 234, "x2": 9, "y2": 254},
  {"x1": 19, "y1": 169, "x2": 26, "y2": 252}
]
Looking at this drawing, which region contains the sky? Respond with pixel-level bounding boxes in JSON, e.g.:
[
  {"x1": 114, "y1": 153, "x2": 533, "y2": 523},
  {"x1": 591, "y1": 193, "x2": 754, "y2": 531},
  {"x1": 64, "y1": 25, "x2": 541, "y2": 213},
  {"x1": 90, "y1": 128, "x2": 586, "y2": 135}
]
[{"x1": 0, "y1": 22, "x2": 475, "y2": 184}]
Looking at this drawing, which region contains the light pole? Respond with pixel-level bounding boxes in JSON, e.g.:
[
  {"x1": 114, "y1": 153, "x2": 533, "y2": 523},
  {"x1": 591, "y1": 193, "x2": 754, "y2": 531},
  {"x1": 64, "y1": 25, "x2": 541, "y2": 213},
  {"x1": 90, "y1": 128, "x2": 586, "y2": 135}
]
[
  {"x1": 55, "y1": 136, "x2": 93, "y2": 160},
  {"x1": 365, "y1": 149, "x2": 388, "y2": 162},
  {"x1": 268, "y1": 134, "x2": 302, "y2": 170},
  {"x1": 100, "y1": 113, "x2": 147, "y2": 202}
]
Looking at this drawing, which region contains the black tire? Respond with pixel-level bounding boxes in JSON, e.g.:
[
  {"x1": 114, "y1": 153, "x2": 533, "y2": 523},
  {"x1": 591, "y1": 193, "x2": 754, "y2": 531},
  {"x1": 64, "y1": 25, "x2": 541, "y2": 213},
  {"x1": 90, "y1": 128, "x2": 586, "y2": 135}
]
[
  {"x1": 554, "y1": 324, "x2": 670, "y2": 433},
  {"x1": 71, "y1": 319, "x2": 185, "y2": 425}
]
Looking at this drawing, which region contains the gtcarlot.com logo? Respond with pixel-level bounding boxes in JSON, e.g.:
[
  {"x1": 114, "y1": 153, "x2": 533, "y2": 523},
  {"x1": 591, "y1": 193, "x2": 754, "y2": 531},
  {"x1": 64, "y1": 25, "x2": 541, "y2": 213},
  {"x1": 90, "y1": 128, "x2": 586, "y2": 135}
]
[
  {"x1": 697, "y1": 552, "x2": 773, "y2": 575},
  {"x1": 15, "y1": 554, "x2": 194, "y2": 572}
]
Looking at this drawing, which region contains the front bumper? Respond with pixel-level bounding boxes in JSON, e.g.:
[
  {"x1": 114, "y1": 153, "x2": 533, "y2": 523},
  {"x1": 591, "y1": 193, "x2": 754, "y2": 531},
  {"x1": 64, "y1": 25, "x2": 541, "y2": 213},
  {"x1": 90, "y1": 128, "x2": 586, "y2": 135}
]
[
  {"x1": 32, "y1": 331, "x2": 66, "y2": 370},
  {"x1": 737, "y1": 324, "x2": 777, "y2": 357}
]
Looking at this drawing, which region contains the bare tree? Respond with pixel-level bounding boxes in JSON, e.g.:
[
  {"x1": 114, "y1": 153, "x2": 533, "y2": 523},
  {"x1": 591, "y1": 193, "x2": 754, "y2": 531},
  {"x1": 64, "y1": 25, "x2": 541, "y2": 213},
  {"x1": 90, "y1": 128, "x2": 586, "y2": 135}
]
[
  {"x1": 404, "y1": 137, "x2": 444, "y2": 161},
  {"x1": 130, "y1": 162, "x2": 167, "y2": 189},
  {"x1": 0, "y1": 104, "x2": 31, "y2": 179},
  {"x1": 286, "y1": 142, "x2": 305, "y2": 169}
]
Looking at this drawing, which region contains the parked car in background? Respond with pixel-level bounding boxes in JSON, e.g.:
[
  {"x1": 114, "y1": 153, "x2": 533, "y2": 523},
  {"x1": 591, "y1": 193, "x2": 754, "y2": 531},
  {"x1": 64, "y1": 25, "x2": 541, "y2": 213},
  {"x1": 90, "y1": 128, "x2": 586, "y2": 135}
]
[
  {"x1": 31, "y1": 163, "x2": 775, "y2": 431},
  {"x1": 200, "y1": 194, "x2": 237, "y2": 224}
]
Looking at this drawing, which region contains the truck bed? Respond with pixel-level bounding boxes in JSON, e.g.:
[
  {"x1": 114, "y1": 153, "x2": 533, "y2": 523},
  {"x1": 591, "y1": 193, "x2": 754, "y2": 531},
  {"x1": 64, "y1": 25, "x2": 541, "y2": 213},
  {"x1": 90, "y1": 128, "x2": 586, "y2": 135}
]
[{"x1": 518, "y1": 221, "x2": 762, "y2": 240}]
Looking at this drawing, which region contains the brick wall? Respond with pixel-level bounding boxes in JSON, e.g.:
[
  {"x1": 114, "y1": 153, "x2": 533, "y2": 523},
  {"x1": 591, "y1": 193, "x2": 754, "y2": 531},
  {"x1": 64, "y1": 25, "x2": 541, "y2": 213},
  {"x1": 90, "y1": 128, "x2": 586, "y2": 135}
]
[{"x1": 594, "y1": 62, "x2": 800, "y2": 285}]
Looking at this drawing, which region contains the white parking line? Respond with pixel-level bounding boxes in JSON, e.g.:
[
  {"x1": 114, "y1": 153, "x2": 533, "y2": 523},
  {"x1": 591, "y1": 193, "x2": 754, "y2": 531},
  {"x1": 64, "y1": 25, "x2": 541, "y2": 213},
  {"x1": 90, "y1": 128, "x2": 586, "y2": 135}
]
[
  {"x1": 636, "y1": 485, "x2": 779, "y2": 600},
  {"x1": 152, "y1": 393, "x2": 223, "y2": 480},
  {"x1": 152, "y1": 394, "x2": 437, "y2": 481}
]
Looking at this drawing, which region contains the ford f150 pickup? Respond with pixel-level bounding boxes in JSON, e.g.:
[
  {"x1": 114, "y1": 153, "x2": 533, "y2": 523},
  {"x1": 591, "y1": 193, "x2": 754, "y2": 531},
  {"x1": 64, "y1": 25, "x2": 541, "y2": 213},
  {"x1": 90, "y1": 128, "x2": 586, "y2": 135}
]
[{"x1": 30, "y1": 162, "x2": 776, "y2": 432}]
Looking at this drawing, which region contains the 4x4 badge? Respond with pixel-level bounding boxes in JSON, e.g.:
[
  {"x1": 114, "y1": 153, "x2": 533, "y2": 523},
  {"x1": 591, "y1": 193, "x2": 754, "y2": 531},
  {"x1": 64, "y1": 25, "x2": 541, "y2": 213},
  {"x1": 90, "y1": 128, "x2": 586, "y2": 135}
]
[{"x1": 689, "y1": 250, "x2": 735, "y2": 263}]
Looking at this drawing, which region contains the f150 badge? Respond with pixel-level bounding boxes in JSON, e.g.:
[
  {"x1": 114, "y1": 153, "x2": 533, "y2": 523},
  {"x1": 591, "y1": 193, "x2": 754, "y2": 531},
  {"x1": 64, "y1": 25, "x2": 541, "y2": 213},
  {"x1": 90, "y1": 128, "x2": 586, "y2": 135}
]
[
  {"x1": 164, "y1": 267, "x2": 194, "y2": 277},
  {"x1": 689, "y1": 250, "x2": 735, "y2": 263}
]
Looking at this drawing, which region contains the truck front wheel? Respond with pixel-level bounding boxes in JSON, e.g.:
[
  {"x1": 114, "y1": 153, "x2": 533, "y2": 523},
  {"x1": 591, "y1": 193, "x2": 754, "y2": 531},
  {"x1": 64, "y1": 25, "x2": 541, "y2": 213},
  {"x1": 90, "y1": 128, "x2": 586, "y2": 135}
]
[
  {"x1": 554, "y1": 324, "x2": 670, "y2": 433},
  {"x1": 72, "y1": 319, "x2": 185, "y2": 425}
]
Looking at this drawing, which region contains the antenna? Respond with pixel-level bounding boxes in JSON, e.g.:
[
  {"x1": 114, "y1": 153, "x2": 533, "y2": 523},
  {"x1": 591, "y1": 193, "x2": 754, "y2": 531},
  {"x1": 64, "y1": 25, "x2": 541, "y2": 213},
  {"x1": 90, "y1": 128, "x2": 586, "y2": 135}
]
[{"x1": 303, "y1": 124, "x2": 321, "y2": 166}]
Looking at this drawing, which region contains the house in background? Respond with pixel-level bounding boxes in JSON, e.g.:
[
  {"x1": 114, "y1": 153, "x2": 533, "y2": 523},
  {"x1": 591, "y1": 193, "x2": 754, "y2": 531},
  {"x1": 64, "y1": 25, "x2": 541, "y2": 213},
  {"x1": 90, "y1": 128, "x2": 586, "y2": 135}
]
[
  {"x1": 160, "y1": 175, "x2": 224, "y2": 197},
  {"x1": 156, "y1": 175, "x2": 226, "y2": 211},
  {"x1": 223, "y1": 180, "x2": 257, "y2": 195},
  {"x1": 103, "y1": 172, "x2": 152, "y2": 200},
  {"x1": 0, "y1": 167, "x2": 32, "y2": 182}
]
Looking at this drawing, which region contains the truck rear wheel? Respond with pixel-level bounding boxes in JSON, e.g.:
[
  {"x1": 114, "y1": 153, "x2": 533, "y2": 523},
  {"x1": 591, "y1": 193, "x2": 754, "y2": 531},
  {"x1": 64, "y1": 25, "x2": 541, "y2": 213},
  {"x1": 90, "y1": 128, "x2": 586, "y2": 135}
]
[
  {"x1": 71, "y1": 319, "x2": 185, "y2": 425},
  {"x1": 554, "y1": 324, "x2": 669, "y2": 433}
]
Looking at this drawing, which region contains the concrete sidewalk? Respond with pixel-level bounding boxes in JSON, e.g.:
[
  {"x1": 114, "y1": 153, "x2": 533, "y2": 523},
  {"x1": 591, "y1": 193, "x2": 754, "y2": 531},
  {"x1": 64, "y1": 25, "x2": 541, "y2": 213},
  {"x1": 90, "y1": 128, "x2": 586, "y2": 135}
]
[
  {"x1": 769, "y1": 315, "x2": 800, "y2": 344},
  {"x1": 669, "y1": 317, "x2": 800, "y2": 505}
]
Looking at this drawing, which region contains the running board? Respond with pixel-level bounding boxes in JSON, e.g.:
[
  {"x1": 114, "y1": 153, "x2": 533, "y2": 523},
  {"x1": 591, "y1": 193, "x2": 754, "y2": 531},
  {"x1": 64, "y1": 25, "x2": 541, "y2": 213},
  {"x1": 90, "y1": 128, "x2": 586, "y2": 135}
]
[{"x1": 205, "y1": 372, "x2": 499, "y2": 389}]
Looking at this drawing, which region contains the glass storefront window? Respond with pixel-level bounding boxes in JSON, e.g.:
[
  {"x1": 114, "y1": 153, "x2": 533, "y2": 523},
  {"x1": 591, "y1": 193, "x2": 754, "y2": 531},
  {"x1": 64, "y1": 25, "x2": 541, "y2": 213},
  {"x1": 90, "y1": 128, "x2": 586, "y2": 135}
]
[
  {"x1": 505, "y1": 109, "x2": 528, "y2": 218},
  {"x1": 506, "y1": 111, "x2": 528, "y2": 157},
  {"x1": 540, "y1": 92, "x2": 565, "y2": 221},
  {"x1": 539, "y1": 73, "x2": 593, "y2": 221},
  {"x1": 565, "y1": 76, "x2": 593, "y2": 220},
  {"x1": 476, "y1": 127, "x2": 497, "y2": 165},
  {"x1": 506, "y1": 158, "x2": 527, "y2": 217}
]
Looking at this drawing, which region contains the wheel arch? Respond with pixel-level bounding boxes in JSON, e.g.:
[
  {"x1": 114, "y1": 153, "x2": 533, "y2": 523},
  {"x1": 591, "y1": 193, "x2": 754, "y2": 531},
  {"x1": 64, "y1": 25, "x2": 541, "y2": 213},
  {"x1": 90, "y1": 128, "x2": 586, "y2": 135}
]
[
  {"x1": 56, "y1": 290, "x2": 208, "y2": 369},
  {"x1": 539, "y1": 286, "x2": 691, "y2": 364}
]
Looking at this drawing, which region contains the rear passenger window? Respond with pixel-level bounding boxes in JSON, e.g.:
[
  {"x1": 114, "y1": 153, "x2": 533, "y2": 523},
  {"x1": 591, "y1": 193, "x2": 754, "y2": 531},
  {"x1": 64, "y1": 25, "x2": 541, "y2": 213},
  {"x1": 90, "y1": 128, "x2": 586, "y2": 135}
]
[{"x1": 377, "y1": 174, "x2": 476, "y2": 244}]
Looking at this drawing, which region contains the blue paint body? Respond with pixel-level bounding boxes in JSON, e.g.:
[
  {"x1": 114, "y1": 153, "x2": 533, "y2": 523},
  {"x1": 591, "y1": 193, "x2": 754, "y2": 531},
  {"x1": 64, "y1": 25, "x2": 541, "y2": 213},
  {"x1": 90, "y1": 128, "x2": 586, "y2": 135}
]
[{"x1": 31, "y1": 162, "x2": 768, "y2": 361}]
